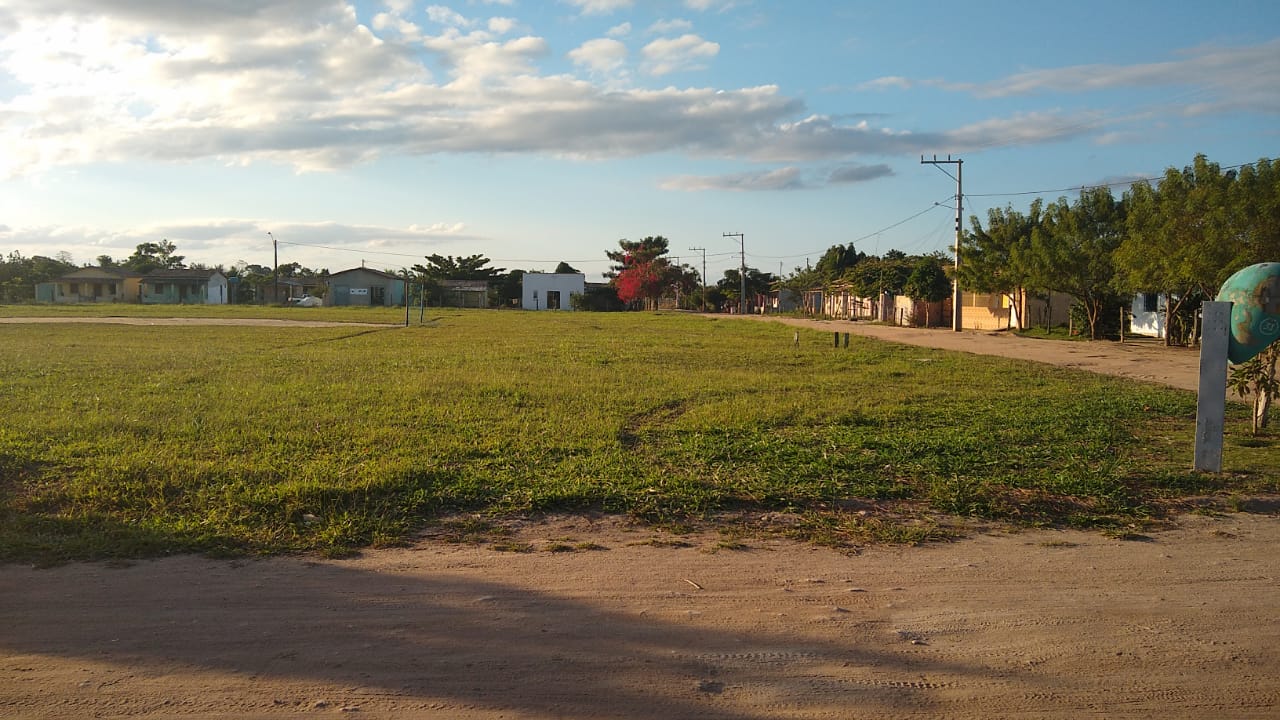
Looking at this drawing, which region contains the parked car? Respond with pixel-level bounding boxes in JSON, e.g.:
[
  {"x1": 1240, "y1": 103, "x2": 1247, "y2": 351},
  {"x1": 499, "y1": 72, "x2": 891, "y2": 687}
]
[{"x1": 288, "y1": 294, "x2": 322, "y2": 307}]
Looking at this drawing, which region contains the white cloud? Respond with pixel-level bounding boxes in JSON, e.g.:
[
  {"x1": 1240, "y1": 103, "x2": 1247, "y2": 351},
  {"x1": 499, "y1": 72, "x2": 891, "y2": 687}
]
[
  {"x1": 568, "y1": 38, "x2": 627, "y2": 75},
  {"x1": 662, "y1": 167, "x2": 804, "y2": 192},
  {"x1": 951, "y1": 38, "x2": 1280, "y2": 116},
  {"x1": 426, "y1": 5, "x2": 473, "y2": 27},
  {"x1": 1, "y1": 0, "x2": 1230, "y2": 183},
  {"x1": 487, "y1": 17, "x2": 517, "y2": 35},
  {"x1": 858, "y1": 76, "x2": 914, "y2": 91},
  {"x1": 562, "y1": 0, "x2": 633, "y2": 15},
  {"x1": 0, "y1": 218, "x2": 477, "y2": 269},
  {"x1": 661, "y1": 162, "x2": 894, "y2": 193},
  {"x1": 641, "y1": 34, "x2": 719, "y2": 76},
  {"x1": 648, "y1": 18, "x2": 693, "y2": 34},
  {"x1": 684, "y1": 0, "x2": 735, "y2": 10},
  {"x1": 606, "y1": 22, "x2": 631, "y2": 38}
]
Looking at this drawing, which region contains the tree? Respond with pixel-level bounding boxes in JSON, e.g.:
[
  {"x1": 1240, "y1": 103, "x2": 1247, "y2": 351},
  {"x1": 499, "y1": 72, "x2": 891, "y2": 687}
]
[
  {"x1": 605, "y1": 236, "x2": 672, "y2": 309},
  {"x1": 1026, "y1": 187, "x2": 1125, "y2": 340},
  {"x1": 411, "y1": 254, "x2": 505, "y2": 307},
  {"x1": 716, "y1": 267, "x2": 774, "y2": 310},
  {"x1": 1229, "y1": 344, "x2": 1280, "y2": 435},
  {"x1": 0, "y1": 251, "x2": 78, "y2": 302},
  {"x1": 1117, "y1": 155, "x2": 1239, "y2": 345},
  {"x1": 959, "y1": 200, "x2": 1041, "y2": 330},
  {"x1": 814, "y1": 243, "x2": 865, "y2": 282},
  {"x1": 412, "y1": 254, "x2": 505, "y2": 281},
  {"x1": 553, "y1": 261, "x2": 581, "y2": 274},
  {"x1": 96, "y1": 255, "x2": 118, "y2": 268},
  {"x1": 124, "y1": 239, "x2": 185, "y2": 273},
  {"x1": 903, "y1": 255, "x2": 952, "y2": 326},
  {"x1": 846, "y1": 253, "x2": 912, "y2": 300}
]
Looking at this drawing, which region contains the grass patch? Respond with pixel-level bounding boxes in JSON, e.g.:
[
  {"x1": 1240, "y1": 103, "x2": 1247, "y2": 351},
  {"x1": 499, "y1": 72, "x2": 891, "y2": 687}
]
[{"x1": 0, "y1": 307, "x2": 1275, "y2": 564}]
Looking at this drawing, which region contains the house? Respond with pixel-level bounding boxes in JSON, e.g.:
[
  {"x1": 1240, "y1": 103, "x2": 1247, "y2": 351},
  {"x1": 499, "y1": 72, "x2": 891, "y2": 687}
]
[
  {"x1": 326, "y1": 267, "x2": 405, "y2": 307},
  {"x1": 1129, "y1": 292, "x2": 1167, "y2": 338},
  {"x1": 437, "y1": 280, "x2": 490, "y2": 308},
  {"x1": 48, "y1": 267, "x2": 141, "y2": 304},
  {"x1": 140, "y1": 269, "x2": 229, "y2": 304},
  {"x1": 262, "y1": 276, "x2": 326, "y2": 304},
  {"x1": 522, "y1": 273, "x2": 585, "y2": 310}
]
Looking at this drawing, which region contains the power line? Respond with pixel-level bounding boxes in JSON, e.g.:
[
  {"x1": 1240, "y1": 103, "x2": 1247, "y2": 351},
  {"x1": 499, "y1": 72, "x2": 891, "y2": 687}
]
[{"x1": 746, "y1": 195, "x2": 953, "y2": 261}]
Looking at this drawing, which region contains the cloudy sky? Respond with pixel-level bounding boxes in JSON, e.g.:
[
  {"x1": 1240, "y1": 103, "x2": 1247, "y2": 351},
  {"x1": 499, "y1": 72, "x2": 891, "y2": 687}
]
[{"x1": 1, "y1": 0, "x2": 1277, "y2": 281}]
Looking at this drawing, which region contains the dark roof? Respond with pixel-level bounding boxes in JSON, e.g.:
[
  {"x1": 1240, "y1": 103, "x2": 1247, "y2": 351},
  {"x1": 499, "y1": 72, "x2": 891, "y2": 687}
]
[
  {"x1": 144, "y1": 269, "x2": 226, "y2": 281},
  {"x1": 54, "y1": 267, "x2": 141, "y2": 281},
  {"x1": 328, "y1": 267, "x2": 404, "y2": 281}
]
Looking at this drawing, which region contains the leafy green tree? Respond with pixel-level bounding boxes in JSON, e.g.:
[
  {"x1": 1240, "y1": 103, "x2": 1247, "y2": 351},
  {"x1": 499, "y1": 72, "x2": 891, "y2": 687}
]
[
  {"x1": 1117, "y1": 155, "x2": 1238, "y2": 345},
  {"x1": 846, "y1": 253, "x2": 912, "y2": 299},
  {"x1": 413, "y1": 254, "x2": 505, "y2": 281},
  {"x1": 814, "y1": 243, "x2": 865, "y2": 282},
  {"x1": 124, "y1": 239, "x2": 184, "y2": 273},
  {"x1": 1229, "y1": 344, "x2": 1280, "y2": 435},
  {"x1": 1027, "y1": 187, "x2": 1125, "y2": 340},
  {"x1": 716, "y1": 267, "x2": 774, "y2": 310},
  {"x1": 959, "y1": 200, "x2": 1041, "y2": 330},
  {"x1": 903, "y1": 255, "x2": 952, "y2": 326},
  {"x1": 1228, "y1": 157, "x2": 1280, "y2": 268},
  {"x1": 0, "y1": 251, "x2": 78, "y2": 302}
]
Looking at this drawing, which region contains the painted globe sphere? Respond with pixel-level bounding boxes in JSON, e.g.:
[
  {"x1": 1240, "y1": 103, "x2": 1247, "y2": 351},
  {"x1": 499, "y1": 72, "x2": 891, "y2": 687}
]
[{"x1": 1216, "y1": 262, "x2": 1280, "y2": 364}]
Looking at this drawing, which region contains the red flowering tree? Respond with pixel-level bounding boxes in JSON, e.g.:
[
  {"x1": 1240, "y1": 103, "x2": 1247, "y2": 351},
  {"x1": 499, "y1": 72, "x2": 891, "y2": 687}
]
[{"x1": 605, "y1": 236, "x2": 673, "y2": 309}]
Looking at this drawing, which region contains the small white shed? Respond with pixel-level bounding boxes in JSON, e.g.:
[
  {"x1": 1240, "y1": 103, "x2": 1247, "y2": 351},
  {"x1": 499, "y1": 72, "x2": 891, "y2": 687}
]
[{"x1": 522, "y1": 273, "x2": 585, "y2": 310}]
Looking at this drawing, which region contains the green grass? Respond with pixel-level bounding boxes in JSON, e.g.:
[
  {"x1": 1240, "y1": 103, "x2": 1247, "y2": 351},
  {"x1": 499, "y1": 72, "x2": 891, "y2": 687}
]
[
  {"x1": 0, "y1": 308, "x2": 1274, "y2": 564},
  {"x1": 0, "y1": 301, "x2": 407, "y2": 324}
]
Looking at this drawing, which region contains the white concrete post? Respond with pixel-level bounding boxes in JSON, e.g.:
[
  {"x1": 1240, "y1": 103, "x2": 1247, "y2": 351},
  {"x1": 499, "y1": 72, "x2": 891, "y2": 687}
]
[{"x1": 1194, "y1": 301, "x2": 1232, "y2": 472}]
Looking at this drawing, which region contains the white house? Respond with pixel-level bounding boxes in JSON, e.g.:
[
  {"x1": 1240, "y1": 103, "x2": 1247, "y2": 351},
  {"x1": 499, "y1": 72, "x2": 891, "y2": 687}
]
[
  {"x1": 522, "y1": 272, "x2": 585, "y2": 310},
  {"x1": 1130, "y1": 292, "x2": 1167, "y2": 338}
]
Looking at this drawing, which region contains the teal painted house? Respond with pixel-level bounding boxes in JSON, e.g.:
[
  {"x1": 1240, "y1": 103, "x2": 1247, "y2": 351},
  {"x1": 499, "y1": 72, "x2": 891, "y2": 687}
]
[{"x1": 140, "y1": 269, "x2": 229, "y2": 305}]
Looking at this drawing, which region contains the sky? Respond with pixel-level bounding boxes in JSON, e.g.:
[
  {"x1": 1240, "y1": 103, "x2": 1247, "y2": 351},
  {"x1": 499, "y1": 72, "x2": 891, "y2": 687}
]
[{"x1": 1, "y1": 0, "x2": 1277, "y2": 282}]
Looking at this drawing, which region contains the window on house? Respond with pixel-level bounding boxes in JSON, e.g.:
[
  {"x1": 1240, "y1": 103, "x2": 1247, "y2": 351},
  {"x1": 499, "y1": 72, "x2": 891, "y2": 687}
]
[
  {"x1": 154, "y1": 283, "x2": 166, "y2": 294},
  {"x1": 108, "y1": 283, "x2": 116, "y2": 294},
  {"x1": 69, "y1": 283, "x2": 79, "y2": 295},
  {"x1": 93, "y1": 283, "x2": 103, "y2": 296},
  {"x1": 1142, "y1": 293, "x2": 1158, "y2": 313}
]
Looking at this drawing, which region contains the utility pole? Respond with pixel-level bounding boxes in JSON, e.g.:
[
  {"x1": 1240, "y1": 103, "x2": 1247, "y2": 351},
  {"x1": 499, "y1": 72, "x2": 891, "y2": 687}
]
[
  {"x1": 724, "y1": 232, "x2": 745, "y2": 315},
  {"x1": 689, "y1": 246, "x2": 707, "y2": 311},
  {"x1": 921, "y1": 155, "x2": 964, "y2": 332},
  {"x1": 267, "y1": 231, "x2": 278, "y2": 305}
]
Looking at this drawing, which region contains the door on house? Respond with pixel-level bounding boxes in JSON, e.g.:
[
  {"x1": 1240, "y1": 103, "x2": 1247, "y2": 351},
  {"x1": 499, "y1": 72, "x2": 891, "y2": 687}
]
[
  {"x1": 547, "y1": 290, "x2": 561, "y2": 310},
  {"x1": 371, "y1": 286, "x2": 386, "y2": 306}
]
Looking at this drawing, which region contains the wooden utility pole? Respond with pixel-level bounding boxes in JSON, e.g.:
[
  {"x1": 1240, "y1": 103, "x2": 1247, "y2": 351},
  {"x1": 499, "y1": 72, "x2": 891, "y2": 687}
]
[
  {"x1": 724, "y1": 232, "x2": 745, "y2": 314},
  {"x1": 921, "y1": 155, "x2": 964, "y2": 331},
  {"x1": 689, "y1": 246, "x2": 707, "y2": 311}
]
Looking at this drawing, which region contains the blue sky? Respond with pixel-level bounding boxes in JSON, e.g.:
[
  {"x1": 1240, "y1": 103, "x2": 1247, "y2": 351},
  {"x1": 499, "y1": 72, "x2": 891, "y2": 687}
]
[{"x1": 1, "y1": 0, "x2": 1277, "y2": 282}]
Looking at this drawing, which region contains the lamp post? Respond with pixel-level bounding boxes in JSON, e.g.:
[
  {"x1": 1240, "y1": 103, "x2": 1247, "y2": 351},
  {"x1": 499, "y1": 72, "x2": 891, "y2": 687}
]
[{"x1": 267, "y1": 231, "x2": 278, "y2": 305}]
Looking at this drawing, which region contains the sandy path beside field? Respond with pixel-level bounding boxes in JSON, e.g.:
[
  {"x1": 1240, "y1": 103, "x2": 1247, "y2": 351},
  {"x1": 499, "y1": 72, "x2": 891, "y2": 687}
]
[
  {"x1": 2, "y1": 513, "x2": 1278, "y2": 719},
  {"x1": 742, "y1": 315, "x2": 1204, "y2": 393}
]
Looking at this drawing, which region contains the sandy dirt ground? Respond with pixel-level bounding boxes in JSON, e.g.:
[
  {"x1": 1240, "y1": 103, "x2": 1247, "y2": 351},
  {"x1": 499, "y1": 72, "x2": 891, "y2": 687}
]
[{"x1": 2, "y1": 315, "x2": 1276, "y2": 719}]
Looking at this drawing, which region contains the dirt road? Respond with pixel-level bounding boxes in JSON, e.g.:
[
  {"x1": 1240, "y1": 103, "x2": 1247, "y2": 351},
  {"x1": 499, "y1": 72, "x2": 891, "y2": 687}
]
[
  {"x1": 2, "y1": 315, "x2": 1276, "y2": 719},
  {"x1": 746, "y1": 315, "x2": 1204, "y2": 393},
  {"x1": 3, "y1": 514, "x2": 1277, "y2": 719}
]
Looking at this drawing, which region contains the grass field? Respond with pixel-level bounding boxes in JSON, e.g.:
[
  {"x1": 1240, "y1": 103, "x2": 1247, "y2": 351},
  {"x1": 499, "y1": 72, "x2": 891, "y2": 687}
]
[{"x1": 1, "y1": 307, "x2": 1274, "y2": 564}]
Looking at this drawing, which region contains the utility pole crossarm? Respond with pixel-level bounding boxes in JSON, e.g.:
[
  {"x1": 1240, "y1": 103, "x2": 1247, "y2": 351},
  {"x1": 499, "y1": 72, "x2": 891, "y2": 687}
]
[{"x1": 921, "y1": 155, "x2": 964, "y2": 332}]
